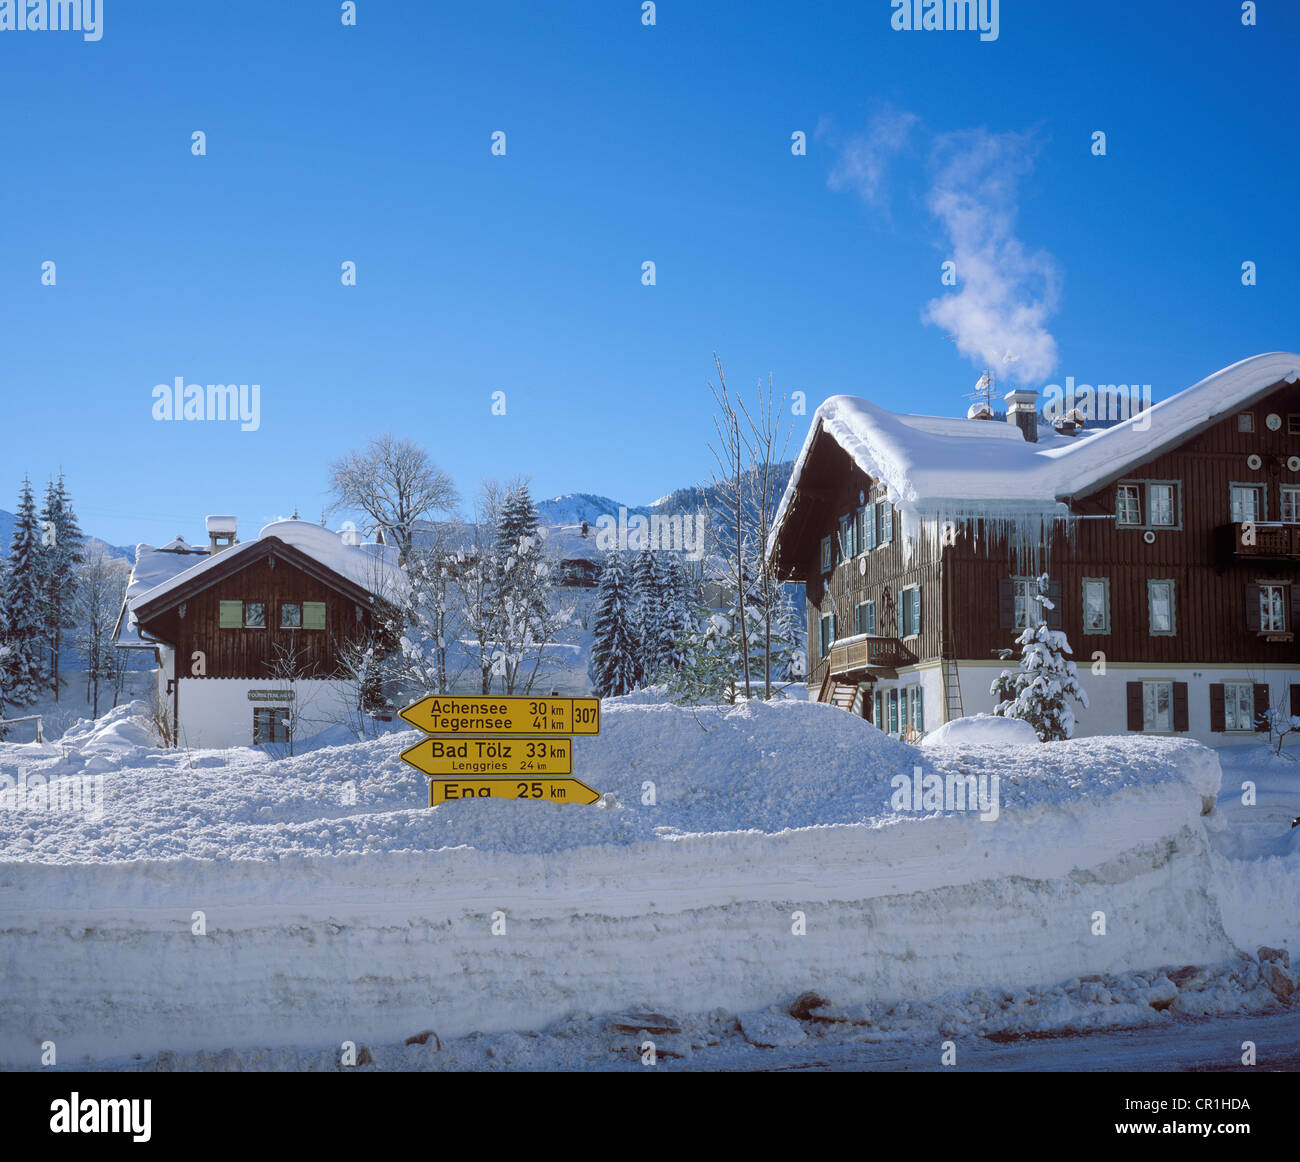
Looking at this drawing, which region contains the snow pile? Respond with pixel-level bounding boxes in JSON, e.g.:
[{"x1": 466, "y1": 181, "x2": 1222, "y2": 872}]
[
  {"x1": 922, "y1": 713, "x2": 1039, "y2": 748},
  {"x1": 56, "y1": 701, "x2": 157, "y2": 758},
  {"x1": 0, "y1": 699, "x2": 1285, "y2": 1067}
]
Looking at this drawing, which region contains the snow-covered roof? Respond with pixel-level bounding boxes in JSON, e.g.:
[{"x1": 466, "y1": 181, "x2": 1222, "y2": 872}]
[
  {"x1": 126, "y1": 520, "x2": 407, "y2": 625},
  {"x1": 114, "y1": 541, "x2": 210, "y2": 648},
  {"x1": 771, "y1": 352, "x2": 1300, "y2": 565}
]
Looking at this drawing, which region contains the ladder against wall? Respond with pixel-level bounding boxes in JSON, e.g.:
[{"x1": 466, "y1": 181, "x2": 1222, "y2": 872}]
[{"x1": 943, "y1": 658, "x2": 964, "y2": 722}]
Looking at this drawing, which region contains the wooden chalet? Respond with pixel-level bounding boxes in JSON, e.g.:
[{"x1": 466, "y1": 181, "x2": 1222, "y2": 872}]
[{"x1": 768, "y1": 352, "x2": 1300, "y2": 744}]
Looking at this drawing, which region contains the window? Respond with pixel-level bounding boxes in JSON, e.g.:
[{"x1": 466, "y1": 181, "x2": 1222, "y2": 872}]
[
  {"x1": 1117, "y1": 481, "x2": 1180, "y2": 529},
  {"x1": 1289, "y1": 414, "x2": 1300, "y2": 436},
  {"x1": 1147, "y1": 579, "x2": 1175, "y2": 635},
  {"x1": 854, "y1": 600, "x2": 875, "y2": 636},
  {"x1": 887, "y1": 689, "x2": 899, "y2": 735},
  {"x1": 1223, "y1": 681, "x2": 1256, "y2": 732},
  {"x1": 1148, "y1": 483, "x2": 1176, "y2": 527},
  {"x1": 1116, "y1": 483, "x2": 1142, "y2": 526},
  {"x1": 856, "y1": 506, "x2": 871, "y2": 555},
  {"x1": 839, "y1": 514, "x2": 856, "y2": 560},
  {"x1": 1238, "y1": 412, "x2": 1255, "y2": 433},
  {"x1": 1013, "y1": 577, "x2": 1035, "y2": 630},
  {"x1": 876, "y1": 499, "x2": 893, "y2": 545},
  {"x1": 1230, "y1": 483, "x2": 1265, "y2": 523},
  {"x1": 820, "y1": 536, "x2": 834, "y2": 573},
  {"x1": 1082, "y1": 578, "x2": 1110, "y2": 634},
  {"x1": 898, "y1": 585, "x2": 921, "y2": 637},
  {"x1": 280, "y1": 602, "x2": 302, "y2": 628},
  {"x1": 1142, "y1": 680, "x2": 1173, "y2": 732},
  {"x1": 219, "y1": 600, "x2": 243, "y2": 629},
  {"x1": 819, "y1": 614, "x2": 835, "y2": 658},
  {"x1": 1260, "y1": 582, "x2": 1287, "y2": 632},
  {"x1": 1282, "y1": 486, "x2": 1300, "y2": 523},
  {"x1": 253, "y1": 707, "x2": 291, "y2": 745},
  {"x1": 244, "y1": 602, "x2": 266, "y2": 628}
]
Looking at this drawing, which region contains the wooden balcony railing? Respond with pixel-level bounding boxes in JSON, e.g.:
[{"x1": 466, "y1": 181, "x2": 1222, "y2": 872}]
[
  {"x1": 1226, "y1": 521, "x2": 1300, "y2": 558},
  {"x1": 826, "y1": 635, "x2": 913, "y2": 677}
]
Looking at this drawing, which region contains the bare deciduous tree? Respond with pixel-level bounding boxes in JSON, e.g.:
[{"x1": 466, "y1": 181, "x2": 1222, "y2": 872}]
[{"x1": 327, "y1": 433, "x2": 459, "y2": 562}]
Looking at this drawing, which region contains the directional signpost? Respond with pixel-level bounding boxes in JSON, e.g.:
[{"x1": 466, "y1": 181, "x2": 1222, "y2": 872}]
[{"x1": 398, "y1": 695, "x2": 602, "y2": 807}]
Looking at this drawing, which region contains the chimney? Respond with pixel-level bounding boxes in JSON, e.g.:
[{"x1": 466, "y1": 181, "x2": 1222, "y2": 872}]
[
  {"x1": 206, "y1": 514, "x2": 238, "y2": 555},
  {"x1": 1004, "y1": 388, "x2": 1039, "y2": 443}
]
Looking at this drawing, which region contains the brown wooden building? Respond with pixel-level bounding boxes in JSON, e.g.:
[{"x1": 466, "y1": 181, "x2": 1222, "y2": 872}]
[
  {"x1": 121, "y1": 518, "x2": 403, "y2": 749},
  {"x1": 768, "y1": 352, "x2": 1300, "y2": 744}
]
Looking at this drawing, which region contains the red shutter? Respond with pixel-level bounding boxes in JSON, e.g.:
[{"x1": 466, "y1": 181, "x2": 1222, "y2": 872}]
[
  {"x1": 1126, "y1": 682, "x2": 1143, "y2": 731},
  {"x1": 1244, "y1": 583, "x2": 1261, "y2": 631},
  {"x1": 998, "y1": 578, "x2": 1014, "y2": 628},
  {"x1": 1172, "y1": 682, "x2": 1189, "y2": 732},
  {"x1": 1291, "y1": 584, "x2": 1300, "y2": 632},
  {"x1": 1254, "y1": 684, "x2": 1271, "y2": 732},
  {"x1": 1209, "y1": 684, "x2": 1226, "y2": 733}
]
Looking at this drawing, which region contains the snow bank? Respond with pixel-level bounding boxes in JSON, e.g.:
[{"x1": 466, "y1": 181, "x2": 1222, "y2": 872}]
[
  {"x1": 0, "y1": 699, "x2": 1265, "y2": 1066},
  {"x1": 921, "y1": 713, "x2": 1039, "y2": 748}
]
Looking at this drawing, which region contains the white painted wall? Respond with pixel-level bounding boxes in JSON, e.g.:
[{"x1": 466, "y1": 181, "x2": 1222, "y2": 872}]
[{"x1": 175, "y1": 678, "x2": 358, "y2": 749}]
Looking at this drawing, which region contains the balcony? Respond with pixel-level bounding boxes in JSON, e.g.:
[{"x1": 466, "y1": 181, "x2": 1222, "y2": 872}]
[
  {"x1": 1223, "y1": 521, "x2": 1300, "y2": 560},
  {"x1": 825, "y1": 634, "x2": 914, "y2": 681}
]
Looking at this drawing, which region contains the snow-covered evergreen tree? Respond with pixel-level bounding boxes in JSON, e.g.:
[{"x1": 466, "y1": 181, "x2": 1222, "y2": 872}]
[
  {"x1": 667, "y1": 603, "x2": 733, "y2": 704},
  {"x1": 39, "y1": 471, "x2": 84, "y2": 702},
  {"x1": 654, "y1": 556, "x2": 693, "y2": 678},
  {"x1": 629, "y1": 552, "x2": 664, "y2": 684},
  {"x1": 2, "y1": 477, "x2": 47, "y2": 704},
  {"x1": 589, "y1": 552, "x2": 638, "y2": 697},
  {"x1": 990, "y1": 572, "x2": 1088, "y2": 741}
]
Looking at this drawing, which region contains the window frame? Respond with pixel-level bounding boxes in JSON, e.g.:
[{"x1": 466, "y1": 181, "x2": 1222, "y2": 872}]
[
  {"x1": 839, "y1": 513, "x2": 856, "y2": 560},
  {"x1": 853, "y1": 599, "x2": 875, "y2": 637},
  {"x1": 253, "y1": 706, "x2": 291, "y2": 745},
  {"x1": 1081, "y1": 577, "x2": 1110, "y2": 635},
  {"x1": 1142, "y1": 679, "x2": 1174, "y2": 733},
  {"x1": 1289, "y1": 414, "x2": 1300, "y2": 436},
  {"x1": 819, "y1": 613, "x2": 834, "y2": 658},
  {"x1": 1259, "y1": 581, "x2": 1288, "y2": 633},
  {"x1": 898, "y1": 584, "x2": 921, "y2": 638},
  {"x1": 1222, "y1": 680, "x2": 1256, "y2": 732},
  {"x1": 1238, "y1": 412, "x2": 1255, "y2": 433},
  {"x1": 1116, "y1": 479, "x2": 1181, "y2": 531},
  {"x1": 1281, "y1": 485, "x2": 1300, "y2": 524},
  {"x1": 244, "y1": 601, "x2": 266, "y2": 629},
  {"x1": 1147, "y1": 578, "x2": 1176, "y2": 637},
  {"x1": 1229, "y1": 481, "x2": 1266, "y2": 524},
  {"x1": 819, "y1": 536, "x2": 834, "y2": 574},
  {"x1": 280, "y1": 602, "x2": 302, "y2": 629}
]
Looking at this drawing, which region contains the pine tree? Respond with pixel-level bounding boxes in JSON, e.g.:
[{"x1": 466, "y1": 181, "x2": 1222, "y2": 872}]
[
  {"x1": 991, "y1": 572, "x2": 1089, "y2": 741},
  {"x1": 589, "y1": 552, "x2": 638, "y2": 697},
  {"x1": 2, "y1": 477, "x2": 47, "y2": 704},
  {"x1": 654, "y1": 556, "x2": 693, "y2": 678},
  {"x1": 629, "y1": 552, "x2": 663, "y2": 685},
  {"x1": 39, "y1": 471, "x2": 84, "y2": 701},
  {"x1": 668, "y1": 602, "x2": 733, "y2": 704}
]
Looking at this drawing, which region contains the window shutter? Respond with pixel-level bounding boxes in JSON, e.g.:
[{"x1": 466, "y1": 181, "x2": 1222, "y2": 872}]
[
  {"x1": 1244, "y1": 583, "x2": 1261, "y2": 631},
  {"x1": 1126, "y1": 682, "x2": 1143, "y2": 731},
  {"x1": 1172, "y1": 682, "x2": 1189, "y2": 733},
  {"x1": 998, "y1": 578, "x2": 1014, "y2": 628},
  {"x1": 1291, "y1": 583, "x2": 1300, "y2": 631},
  {"x1": 864, "y1": 510, "x2": 875, "y2": 551},
  {"x1": 219, "y1": 600, "x2": 243, "y2": 628},
  {"x1": 915, "y1": 685, "x2": 924, "y2": 730},
  {"x1": 1208, "y1": 684, "x2": 1226, "y2": 733},
  {"x1": 303, "y1": 602, "x2": 327, "y2": 630},
  {"x1": 911, "y1": 587, "x2": 921, "y2": 636},
  {"x1": 1254, "y1": 684, "x2": 1270, "y2": 732},
  {"x1": 1046, "y1": 580, "x2": 1063, "y2": 629},
  {"x1": 883, "y1": 504, "x2": 893, "y2": 543},
  {"x1": 1291, "y1": 684, "x2": 1300, "y2": 717},
  {"x1": 896, "y1": 592, "x2": 904, "y2": 638},
  {"x1": 866, "y1": 601, "x2": 875, "y2": 635}
]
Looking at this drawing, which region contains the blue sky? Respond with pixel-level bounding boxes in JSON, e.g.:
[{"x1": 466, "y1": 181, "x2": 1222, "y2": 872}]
[{"x1": 1, "y1": 1, "x2": 1296, "y2": 547}]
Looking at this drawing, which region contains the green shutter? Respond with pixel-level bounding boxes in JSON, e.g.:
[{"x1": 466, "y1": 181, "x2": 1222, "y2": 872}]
[
  {"x1": 897, "y1": 592, "x2": 904, "y2": 638},
  {"x1": 219, "y1": 600, "x2": 243, "y2": 628},
  {"x1": 303, "y1": 601, "x2": 327, "y2": 630},
  {"x1": 914, "y1": 685, "x2": 924, "y2": 730},
  {"x1": 911, "y1": 587, "x2": 921, "y2": 635}
]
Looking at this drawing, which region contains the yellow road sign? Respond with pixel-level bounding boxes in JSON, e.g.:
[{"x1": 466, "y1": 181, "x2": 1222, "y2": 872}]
[
  {"x1": 401, "y1": 737, "x2": 572, "y2": 777},
  {"x1": 399, "y1": 695, "x2": 600, "y2": 736},
  {"x1": 427, "y1": 777, "x2": 601, "y2": 807}
]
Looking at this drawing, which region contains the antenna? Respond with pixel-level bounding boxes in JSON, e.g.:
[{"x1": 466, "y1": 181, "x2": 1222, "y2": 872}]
[{"x1": 946, "y1": 336, "x2": 1020, "y2": 415}]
